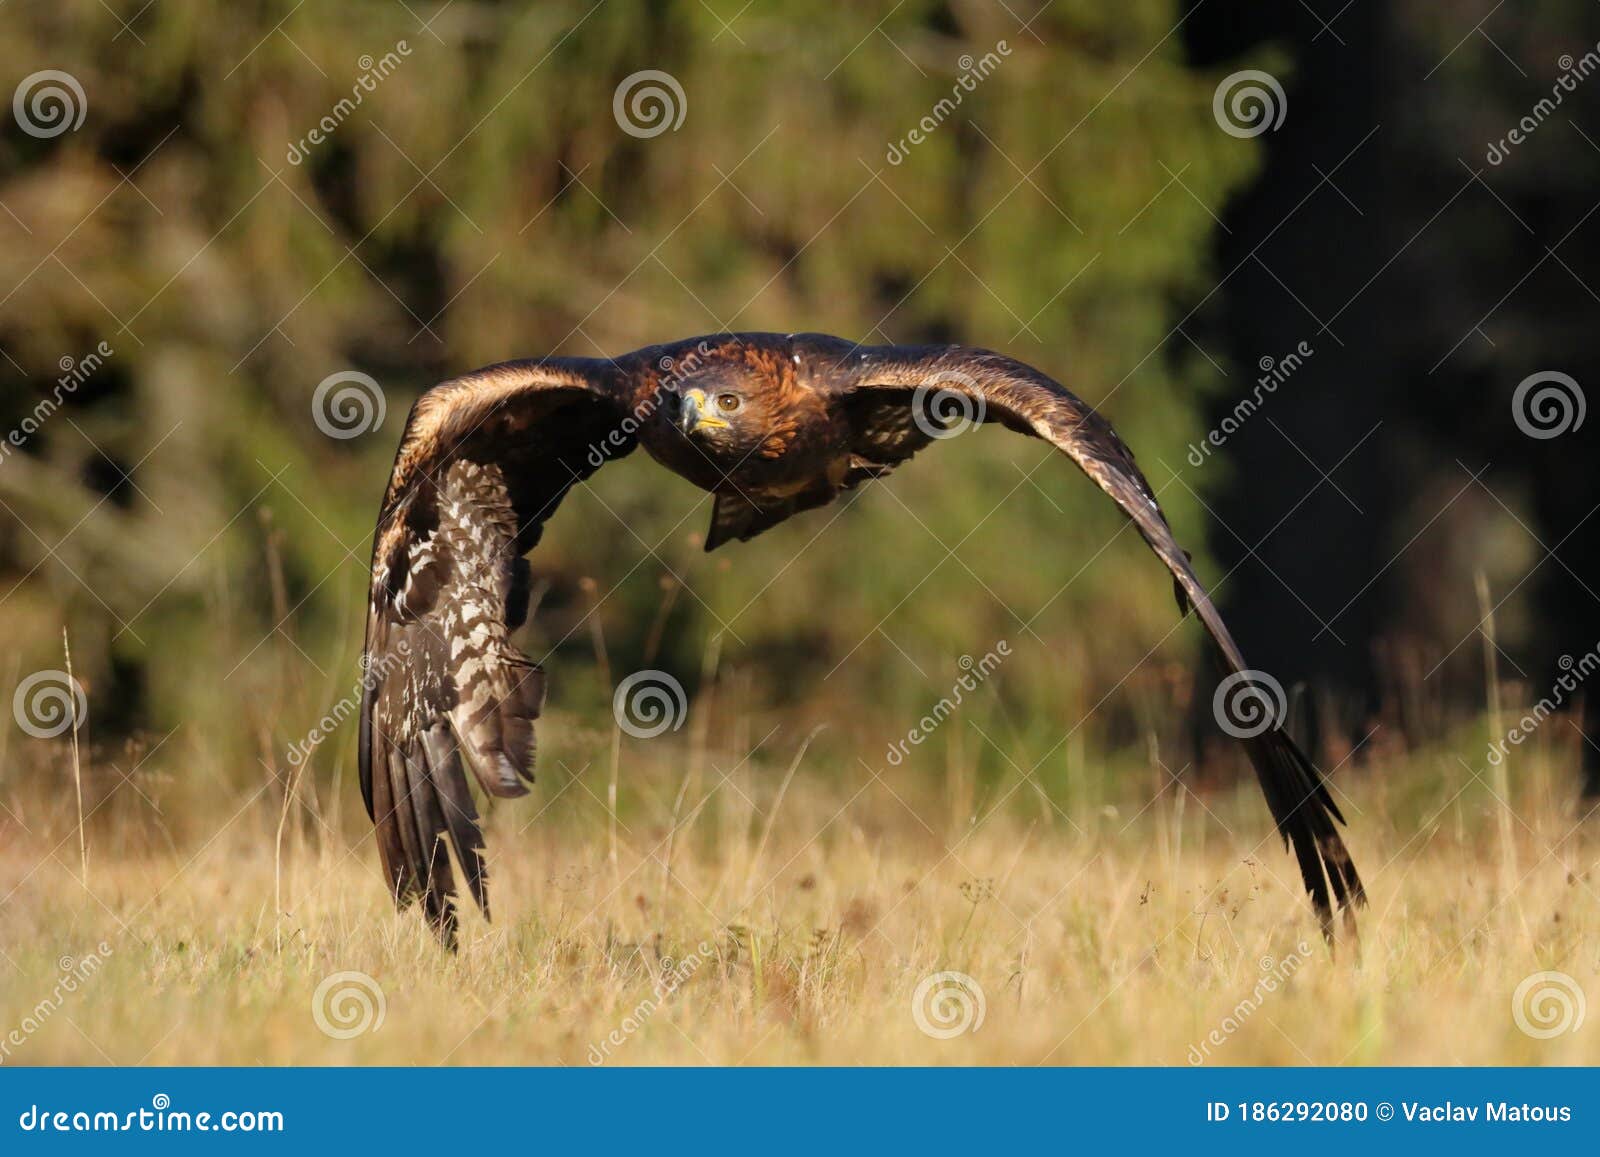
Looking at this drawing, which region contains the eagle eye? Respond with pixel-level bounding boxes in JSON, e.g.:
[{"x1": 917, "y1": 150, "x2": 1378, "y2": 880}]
[{"x1": 717, "y1": 393, "x2": 741, "y2": 412}]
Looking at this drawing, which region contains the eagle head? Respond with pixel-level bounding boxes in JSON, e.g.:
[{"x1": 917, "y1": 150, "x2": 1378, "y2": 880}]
[{"x1": 666, "y1": 373, "x2": 766, "y2": 453}]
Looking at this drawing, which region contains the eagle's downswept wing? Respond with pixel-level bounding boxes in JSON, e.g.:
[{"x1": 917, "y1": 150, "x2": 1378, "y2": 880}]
[
  {"x1": 358, "y1": 357, "x2": 639, "y2": 947},
  {"x1": 815, "y1": 341, "x2": 1366, "y2": 936}
]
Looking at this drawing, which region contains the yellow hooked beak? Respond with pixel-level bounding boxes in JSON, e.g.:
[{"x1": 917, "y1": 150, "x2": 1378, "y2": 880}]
[{"x1": 679, "y1": 388, "x2": 730, "y2": 433}]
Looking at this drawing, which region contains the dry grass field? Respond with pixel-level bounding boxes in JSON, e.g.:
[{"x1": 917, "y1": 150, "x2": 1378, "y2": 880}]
[{"x1": 2, "y1": 711, "x2": 1596, "y2": 1067}]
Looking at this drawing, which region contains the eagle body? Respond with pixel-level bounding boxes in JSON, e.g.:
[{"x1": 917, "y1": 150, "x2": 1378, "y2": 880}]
[
  {"x1": 358, "y1": 332, "x2": 1365, "y2": 946},
  {"x1": 639, "y1": 338, "x2": 835, "y2": 475}
]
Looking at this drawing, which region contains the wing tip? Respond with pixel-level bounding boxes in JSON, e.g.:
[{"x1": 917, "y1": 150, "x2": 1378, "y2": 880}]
[{"x1": 1252, "y1": 725, "x2": 1366, "y2": 944}]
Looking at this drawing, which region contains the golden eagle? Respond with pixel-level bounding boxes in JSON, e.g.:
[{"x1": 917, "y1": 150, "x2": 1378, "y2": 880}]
[{"x1": 359, "y1": 333, "x2": 1364, "y2": 947}]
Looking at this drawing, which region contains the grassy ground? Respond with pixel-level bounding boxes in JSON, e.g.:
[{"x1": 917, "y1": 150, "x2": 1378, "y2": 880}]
[{"x1": 1, "y1": 721, "x2": 1596, "y2": 1067}]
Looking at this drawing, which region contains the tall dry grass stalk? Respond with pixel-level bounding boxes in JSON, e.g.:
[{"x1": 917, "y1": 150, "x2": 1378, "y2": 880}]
[
  {"x1": 1476, "y1": 570, "x2": 1515, "y2": 892},
  {"x1": 63, "y1": 627, "x2": 86, "y2": 886},
  {"x1": 275, "y1": 742, "x2": 307, "y2": 955},
  {"x1": 584, "y1": 579, "x2": 620, "y2": 883}
]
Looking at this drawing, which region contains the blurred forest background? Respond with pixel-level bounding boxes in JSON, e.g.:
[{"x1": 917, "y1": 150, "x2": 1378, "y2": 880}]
[{"x1": 1, "y1": 0, "x2": 1596, "y2": 833}]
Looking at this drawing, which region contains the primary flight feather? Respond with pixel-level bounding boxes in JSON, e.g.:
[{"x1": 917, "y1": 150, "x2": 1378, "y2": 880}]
[{"x1": 358, "y1": 332, "x2": 1365, "y2": 947}]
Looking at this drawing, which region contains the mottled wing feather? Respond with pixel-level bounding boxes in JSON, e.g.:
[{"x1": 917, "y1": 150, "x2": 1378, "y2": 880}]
[
  {"x1": 359, "y1": 359, "x2": 635, "y2": 947},
  {"x1": 826, "y1": 343, "x2": 1365, "y2": 937},
  {"x1": 837, "y1": 387, "x2": 939, "y2": 478}
]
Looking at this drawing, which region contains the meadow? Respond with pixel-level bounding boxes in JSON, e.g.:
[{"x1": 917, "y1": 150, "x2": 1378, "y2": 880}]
[{"x1": 2, "y1": 695, "x2": 1594, "y2": 1067}]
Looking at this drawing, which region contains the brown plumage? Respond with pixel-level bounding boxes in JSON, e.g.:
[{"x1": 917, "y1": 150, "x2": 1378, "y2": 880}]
[{"x1": 359, "y1": 332, "x2": 1365, "y2": 947}]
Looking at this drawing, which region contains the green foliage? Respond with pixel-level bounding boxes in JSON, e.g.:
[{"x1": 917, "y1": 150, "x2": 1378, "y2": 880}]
[{"x1": 0, "y1": 1, "x2": 1265, "y2": 785}]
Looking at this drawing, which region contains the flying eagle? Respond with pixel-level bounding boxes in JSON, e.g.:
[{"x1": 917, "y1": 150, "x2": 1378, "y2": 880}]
[{"x1": 358, "y1": 332, "x2": 1365, "y2": 947}]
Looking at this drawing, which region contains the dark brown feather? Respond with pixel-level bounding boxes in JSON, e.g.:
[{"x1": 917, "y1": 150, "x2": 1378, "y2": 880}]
[
  {"x1": 821, "y1": 340, "x2": 1365, "y2": 937},
  {"x1": 359, "y1": 359, "x2": 634, "y2": 947},
  {"x1": 704, "y1": 485, "x2": 840, "y2": 551}
]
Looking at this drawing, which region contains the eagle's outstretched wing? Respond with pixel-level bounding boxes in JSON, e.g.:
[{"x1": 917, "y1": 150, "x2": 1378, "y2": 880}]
[
  {"x1": 815, "y1": 341, "x2": 1366, "y2": 935},
  {"x1": 358, "y1": 357, "x2": 637, "y2": 947}
]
